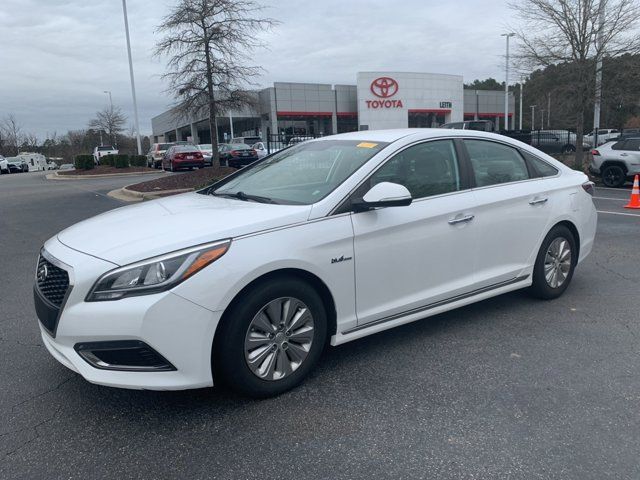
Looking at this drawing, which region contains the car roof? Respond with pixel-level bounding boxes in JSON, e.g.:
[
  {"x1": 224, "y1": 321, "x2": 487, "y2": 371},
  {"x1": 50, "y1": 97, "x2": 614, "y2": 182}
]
[{"x1": 316, "y1": 128, "x2": 515, "y2": 143}]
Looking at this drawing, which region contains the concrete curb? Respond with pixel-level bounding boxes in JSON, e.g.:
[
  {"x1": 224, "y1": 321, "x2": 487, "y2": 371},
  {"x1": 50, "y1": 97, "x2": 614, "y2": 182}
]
[
  {"x1": 48, "y1": 170, "x2": 163, "y2": 180},
  {"x1": 108, "y1": 185, "x2": 193, "y2": 202}
]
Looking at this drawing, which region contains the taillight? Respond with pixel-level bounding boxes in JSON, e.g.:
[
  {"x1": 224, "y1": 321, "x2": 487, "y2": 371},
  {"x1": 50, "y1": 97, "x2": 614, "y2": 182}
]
[
  {"x1": 591, "y1": 149, "x2": 600, "y2": 156},
  {"x1": 250, "y1": 149, "x2": 257, "y2": 156},
  {"x1": 582, "y1": 181, "x2": 595, "y2": 196},
  {"x1": 230, "y1": 150, "x2": 239, "y2": 156},
  {"x1": 174, "y1": 153, "x2": 184, "y2": 160}
]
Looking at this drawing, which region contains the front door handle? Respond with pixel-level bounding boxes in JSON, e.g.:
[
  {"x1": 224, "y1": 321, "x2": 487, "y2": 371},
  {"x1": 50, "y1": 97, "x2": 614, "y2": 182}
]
[
  {"x1": 529, "y1": 197, "x2": 548, "y2": 206},
  {"x1": 448, "y1": 214, "x2": 475, "y2": 225},
  {"x1": 620, "y1": 153, "x2": 629, "y2": 157}
]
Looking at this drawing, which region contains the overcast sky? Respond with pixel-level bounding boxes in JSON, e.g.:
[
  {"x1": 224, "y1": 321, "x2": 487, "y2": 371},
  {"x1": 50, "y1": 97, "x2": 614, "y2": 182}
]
[{"x1": 0, "y1": 0, "x2": 518, "y2": 139}]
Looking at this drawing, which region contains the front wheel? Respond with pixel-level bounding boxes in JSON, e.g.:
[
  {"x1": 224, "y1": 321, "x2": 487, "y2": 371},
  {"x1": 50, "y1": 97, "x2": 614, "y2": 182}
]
[
  {"x1": 601, "y1": 165, "x2": 626, "y2": 188},
  {"x1": 213, "y1": 278, "x2": 327, "y2": 398},
  {"x1": 528, "y1": 225, "x2": 577, "y2": 300}
]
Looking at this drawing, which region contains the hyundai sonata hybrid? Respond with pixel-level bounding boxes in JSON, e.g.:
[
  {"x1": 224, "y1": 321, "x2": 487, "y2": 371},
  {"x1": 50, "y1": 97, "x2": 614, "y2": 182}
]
[{"x1": 34, "y1": 129, "x2": 597, "y2": 397}]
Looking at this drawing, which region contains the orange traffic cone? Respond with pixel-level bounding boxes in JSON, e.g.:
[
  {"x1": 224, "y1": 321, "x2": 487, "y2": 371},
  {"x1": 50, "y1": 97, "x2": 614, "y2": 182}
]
[{"x1": 625, "y1": 175, "x2": 640, "y2": 209}]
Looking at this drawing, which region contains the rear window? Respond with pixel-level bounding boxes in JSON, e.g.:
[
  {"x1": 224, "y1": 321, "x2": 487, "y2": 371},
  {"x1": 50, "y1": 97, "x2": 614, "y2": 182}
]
[
  {"x1": 158, "y1": 143, "x2": 173, "y2": 150},
  {"x1": 521, "y1": 151, "x2": 559, "y2": 177},
  {"x1": 229, "y1": 144, "x2": 251, "y2": 150},
  {"x1": 174, "y1": 145, "x2": 199, "y2": 152},
  {"x1": 98, "y1": 146, "x2": 114, "y2": 151}
]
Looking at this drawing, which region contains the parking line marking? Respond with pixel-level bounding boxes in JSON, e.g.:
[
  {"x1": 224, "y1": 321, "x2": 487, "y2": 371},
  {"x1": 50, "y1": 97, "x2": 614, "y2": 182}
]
[{"x1": 597, "y1": 210, "x2": 640, "y2": 217}]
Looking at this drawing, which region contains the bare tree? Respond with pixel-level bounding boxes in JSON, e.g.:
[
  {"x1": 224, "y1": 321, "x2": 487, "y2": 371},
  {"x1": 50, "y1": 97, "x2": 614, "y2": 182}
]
[
  {"x1": 88, "y1": 106, "x2": 127, "y2": 147},
  {"x1": 155, "y1": 0, "x2": 277, "y2": 161},
  {"x1": 1, "y1": 114, "x2": 24, "y2": 156},
  {"x1": 510, "y1": 0, "x2": 640, "y2": 167}
]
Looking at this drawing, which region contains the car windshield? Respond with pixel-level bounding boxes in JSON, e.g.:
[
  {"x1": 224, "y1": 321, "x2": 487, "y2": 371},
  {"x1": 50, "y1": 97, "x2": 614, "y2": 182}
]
[{"x1": 208, "y1": 139, "x2": 388, "y2": 205}]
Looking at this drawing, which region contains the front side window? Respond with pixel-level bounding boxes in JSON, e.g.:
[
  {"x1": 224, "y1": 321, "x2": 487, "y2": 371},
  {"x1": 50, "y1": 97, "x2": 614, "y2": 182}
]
[
  {"x1": 368, "y1": 140, "x2": 461, "y2": 199},
  {"x1": 465, "y1": 139, "x2": 529, "y2": 187},
  {"x1": 210, "y1": 140, "x2": 388, "y2": 205}
]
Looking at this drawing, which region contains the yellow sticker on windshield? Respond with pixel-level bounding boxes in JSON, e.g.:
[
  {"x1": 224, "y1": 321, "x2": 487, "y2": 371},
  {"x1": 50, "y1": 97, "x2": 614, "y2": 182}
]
[{"x1": 357, "y1": 142, "x2": 378, "y2": 148}]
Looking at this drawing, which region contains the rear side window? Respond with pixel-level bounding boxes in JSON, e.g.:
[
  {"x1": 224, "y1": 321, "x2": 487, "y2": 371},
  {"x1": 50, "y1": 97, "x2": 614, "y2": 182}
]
[
  {"x1": 369, "y1": 140, "x2": 461, "y2": 199},
  {"x1": 611, "y1": 141, "x2": 625, "y2": 150},
  {"x1": 521, "y1": 151, "x2": 559, "y2": 177},
  {"x1": 624, "y1": 139, "x2": 640, "y2": 150},
  {"x1": 464, "y1": 140, "x2": 529, "y2": 187}
]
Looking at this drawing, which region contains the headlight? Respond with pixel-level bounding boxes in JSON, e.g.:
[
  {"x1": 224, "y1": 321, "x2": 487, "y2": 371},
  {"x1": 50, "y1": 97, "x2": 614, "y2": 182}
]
[{"x1": 86, "y1": 240, "x2": 231, "y2": 301}]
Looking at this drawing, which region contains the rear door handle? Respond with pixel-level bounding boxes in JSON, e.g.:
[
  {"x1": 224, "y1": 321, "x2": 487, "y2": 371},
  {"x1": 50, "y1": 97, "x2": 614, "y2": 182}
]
[
  {"x1": 529, "y1": 197, "x2": 548, "y2": 206},
  {"x1": 620, "y1": 153, "x2": 629, "y2": 157},
  {"x1": 448, "y1": 214, "x2": 475, "y2": 225}
]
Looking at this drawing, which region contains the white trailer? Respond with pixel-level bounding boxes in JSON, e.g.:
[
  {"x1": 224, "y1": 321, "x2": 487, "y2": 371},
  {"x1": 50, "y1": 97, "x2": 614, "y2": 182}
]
[{"x1": 17, "y1": 152, "x2": 48, "y2": 171}]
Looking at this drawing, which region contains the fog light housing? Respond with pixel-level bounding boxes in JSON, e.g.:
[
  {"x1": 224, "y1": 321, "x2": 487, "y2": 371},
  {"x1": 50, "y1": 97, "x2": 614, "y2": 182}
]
[{"x1": 74, "y1": 341, "x2": 176, "y2": 372}]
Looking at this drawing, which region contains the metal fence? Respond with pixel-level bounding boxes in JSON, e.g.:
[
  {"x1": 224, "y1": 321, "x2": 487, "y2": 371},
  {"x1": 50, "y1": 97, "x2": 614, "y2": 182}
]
[
  {"x1": 500, "y1": 127, "x2": 624, "y2": 156},
  {"x1": 265, "y1": 129, "x2": 326, "y2": 154}
]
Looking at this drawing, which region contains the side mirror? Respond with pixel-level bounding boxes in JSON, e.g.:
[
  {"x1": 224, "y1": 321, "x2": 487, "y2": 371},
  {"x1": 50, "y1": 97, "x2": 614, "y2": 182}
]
[{"x1": 352, "y1": 182, "x2": 412, "y2": 212}]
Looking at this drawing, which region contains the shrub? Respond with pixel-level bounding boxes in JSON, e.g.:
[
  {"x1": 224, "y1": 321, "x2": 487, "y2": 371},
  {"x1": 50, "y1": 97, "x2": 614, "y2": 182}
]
[
  {"x1": 129, "y1": 155, "x2": 148, "y2": 167},
  {"x1": 74, "y1": 155, "x2": 95, "y2": 170},
  {"x1": 114, "y1": 154, "x2": 130, "y2": 168},
  {"x1": 100, "y1": 154, "x2": 116, "y2": 166}
]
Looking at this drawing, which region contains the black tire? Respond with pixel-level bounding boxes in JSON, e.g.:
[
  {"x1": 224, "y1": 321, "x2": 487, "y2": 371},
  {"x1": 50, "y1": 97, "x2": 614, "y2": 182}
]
[
  {"x1": 562, "y1": 144, "x2": 576, "y2": 154},
  {"x1": 213, "y1": 277, "x2": 328, "y2": 398},
  {"x1": 528, "y1": 224, "x2": 577, "y2": 300},
  {"x1": 169, "y1": 161, "x2": 175, "y2": 172},
  {"x1": 601, "y1": 165, "x2": 626, "y2": 188}
]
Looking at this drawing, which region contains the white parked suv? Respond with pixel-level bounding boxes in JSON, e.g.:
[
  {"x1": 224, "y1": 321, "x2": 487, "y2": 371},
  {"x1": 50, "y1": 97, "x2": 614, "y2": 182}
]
[
  {"x1": 590, "y1": 137, "x2": 640, "y2": 187},
  {"x1": 0, "y1": 155, "x2": 8, "y2": 174},
  {"x1": 34, "y1": 129, "x2": 597, "y2": 397}
]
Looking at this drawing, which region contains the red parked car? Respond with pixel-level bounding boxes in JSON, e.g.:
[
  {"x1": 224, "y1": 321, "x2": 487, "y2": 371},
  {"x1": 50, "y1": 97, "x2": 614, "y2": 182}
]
[{"x1": 162, "y1": 145, "x2": 205, "y2": 172}]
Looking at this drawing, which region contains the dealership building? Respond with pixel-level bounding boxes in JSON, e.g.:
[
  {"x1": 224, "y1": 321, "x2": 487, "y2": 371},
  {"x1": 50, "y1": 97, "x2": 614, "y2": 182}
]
[{"x1": 151, "y1": 71, "x2": 515, "y2": 144}]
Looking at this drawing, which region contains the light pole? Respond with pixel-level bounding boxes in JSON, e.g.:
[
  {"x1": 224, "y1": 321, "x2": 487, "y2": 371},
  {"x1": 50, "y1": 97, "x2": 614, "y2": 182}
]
[
  {"x1": 121, "y1": 0, "x2": 142, "y2": 155},
  {"x1": 501, "y1": 32, "x2": 516, "y2": 131},
  {"x1": 519, "y1": 79, "x2": 524, "y2": 130},
  {"x1": 103, "y1": 90, "x2": 113, "y2": 111},
  {"x1": 530, "y1": 105, "x2": 537, "y2": 131}
]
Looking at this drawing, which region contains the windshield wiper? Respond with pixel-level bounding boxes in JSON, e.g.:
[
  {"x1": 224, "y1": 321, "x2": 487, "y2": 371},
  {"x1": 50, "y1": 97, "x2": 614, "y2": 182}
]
[{"x1": 213, "y1": 191, "x2": 278, "y2": 204}]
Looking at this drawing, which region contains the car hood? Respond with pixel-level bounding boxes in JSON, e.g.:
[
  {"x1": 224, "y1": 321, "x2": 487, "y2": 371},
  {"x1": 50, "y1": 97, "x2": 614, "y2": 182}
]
[{"x1": 57, "y1": 192, "x2": 312, "y2": 265}]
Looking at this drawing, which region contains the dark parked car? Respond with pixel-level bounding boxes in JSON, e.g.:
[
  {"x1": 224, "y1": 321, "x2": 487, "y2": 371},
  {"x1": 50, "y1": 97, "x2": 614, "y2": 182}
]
[
  {"x1": 162, "y1": 145, "x2": 205, "y2": 172},
  {"x1": 218, "y1": 143, "x2": 259, "y2": 168}
]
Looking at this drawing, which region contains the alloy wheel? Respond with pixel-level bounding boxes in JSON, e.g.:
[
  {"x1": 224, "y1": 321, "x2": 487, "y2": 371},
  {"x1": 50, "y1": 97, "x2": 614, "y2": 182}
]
[
  {"x1": 544, "y1": 237, "x2": 572, "y2": 288},
  {"x1": 244, "y1": 297, "x2": 315, "y2": 381},
  {"x1": 602, "y1": 166, "x2": 624, "y2": 188}
]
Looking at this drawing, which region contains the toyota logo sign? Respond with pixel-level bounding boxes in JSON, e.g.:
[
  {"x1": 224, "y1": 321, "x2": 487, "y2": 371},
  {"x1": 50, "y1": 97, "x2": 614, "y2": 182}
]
[{"x1": 370, "y1": 77, "x2": 398, "y2": 98}]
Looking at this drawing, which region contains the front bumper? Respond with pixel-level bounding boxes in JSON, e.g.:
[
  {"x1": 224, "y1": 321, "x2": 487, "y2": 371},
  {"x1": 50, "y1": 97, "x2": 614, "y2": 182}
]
[{"x1": 36, "y1": 238, "x2": 223, "y2": 390}]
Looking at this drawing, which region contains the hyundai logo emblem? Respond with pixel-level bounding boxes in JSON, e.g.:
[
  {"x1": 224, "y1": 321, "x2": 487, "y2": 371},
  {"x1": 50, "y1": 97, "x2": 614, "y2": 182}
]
[
  {"x1": 37, "y1": 264, "x2": 48, "y2": 283},
  {"x1": 370, "y1": 77, "x2": 399, "y2": 98}
]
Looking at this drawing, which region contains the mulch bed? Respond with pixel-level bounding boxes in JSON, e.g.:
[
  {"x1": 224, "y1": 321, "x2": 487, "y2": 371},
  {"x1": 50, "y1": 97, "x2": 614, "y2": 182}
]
[
  {"x1": 57, "y1": 166, "x2": 155, "y2": 176},
  {"x1": 127, "y1": 166, "x2": 235, "y2": 193}
]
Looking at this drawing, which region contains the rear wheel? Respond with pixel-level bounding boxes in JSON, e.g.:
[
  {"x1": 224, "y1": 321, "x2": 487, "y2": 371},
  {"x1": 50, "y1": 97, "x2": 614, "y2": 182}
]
[
  {"x1": 601, "y1": 165, "x2": 626, "y2": 188},
  {"x1": 213, "y1": 277, "x2": 327, "y2": 398},
  {"x1": 169, "y1": 161, "x2": 175, "y2": 172},
  {"x1": 528, "y1": 225, "x2": 577, "y2": 300}
]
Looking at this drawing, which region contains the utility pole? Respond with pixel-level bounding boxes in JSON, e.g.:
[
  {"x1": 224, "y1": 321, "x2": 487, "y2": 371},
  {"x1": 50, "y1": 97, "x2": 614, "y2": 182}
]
[
  {"x1": 502, "y1": 33, "x2": 516, "y2": 131},
  {"x1": 547, "y1": 93, "x2": 551, "y2": 128},
  {"x1": 540, "y1": 109, "x2": 545, "y2": 129},
  {"x1": 122, "y1": 0, "x2": 142, "y2": 155},
  {"x1": 593, "y1": 0, "x2": 605, "y2": 131}
]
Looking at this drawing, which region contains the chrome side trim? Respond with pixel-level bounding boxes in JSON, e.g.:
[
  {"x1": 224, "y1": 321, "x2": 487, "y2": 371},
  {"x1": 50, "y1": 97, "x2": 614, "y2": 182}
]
[{"x1": 342, "y1": 275, "x2": 530, "y2": 335}]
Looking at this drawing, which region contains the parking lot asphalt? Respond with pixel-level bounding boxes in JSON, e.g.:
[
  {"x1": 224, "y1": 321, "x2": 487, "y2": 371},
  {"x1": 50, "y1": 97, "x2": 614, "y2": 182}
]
[{"x1": 2, "y1": 172, "x2": 640, "y2": 480}]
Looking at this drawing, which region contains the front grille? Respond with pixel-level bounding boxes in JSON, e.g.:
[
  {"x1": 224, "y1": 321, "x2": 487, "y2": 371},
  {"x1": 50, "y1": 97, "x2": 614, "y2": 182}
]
[{"x1": 36, "y1": 255, "x2": 70, "y2": 306}]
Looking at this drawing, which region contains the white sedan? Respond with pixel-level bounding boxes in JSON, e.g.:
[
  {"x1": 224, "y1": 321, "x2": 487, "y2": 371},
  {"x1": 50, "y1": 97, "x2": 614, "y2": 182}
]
[{"x1": 34, "y1": 129, "x2": 597, "y2": 397}]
